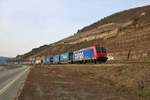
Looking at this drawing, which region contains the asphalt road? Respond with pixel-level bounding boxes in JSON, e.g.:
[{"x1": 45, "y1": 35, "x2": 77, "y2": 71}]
[{"x1": 0, "y1": 65, "x2": 30, "y2": 100}]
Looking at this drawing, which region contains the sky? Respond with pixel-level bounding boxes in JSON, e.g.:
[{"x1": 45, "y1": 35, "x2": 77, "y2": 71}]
[{"x1": 0, "y1": 0, "x2": 150, "y2": 57}]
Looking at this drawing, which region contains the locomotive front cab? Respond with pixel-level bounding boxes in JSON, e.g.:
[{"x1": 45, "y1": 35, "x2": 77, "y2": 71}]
[{"x1": 95, "y1": 46, "x2": 108, "y2": 62}]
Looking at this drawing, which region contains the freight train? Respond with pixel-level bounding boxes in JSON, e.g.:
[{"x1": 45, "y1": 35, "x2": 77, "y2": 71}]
[{"x1": 43, "y1": 45, "x2": 108, "y2": 64}]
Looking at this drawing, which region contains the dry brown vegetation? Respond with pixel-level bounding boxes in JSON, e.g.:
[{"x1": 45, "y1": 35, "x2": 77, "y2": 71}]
[{"x1": 18, "y1": 63, "x2": 150, "y2": 100}]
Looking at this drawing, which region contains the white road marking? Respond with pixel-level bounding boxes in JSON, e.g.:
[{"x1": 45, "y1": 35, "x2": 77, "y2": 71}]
[{"x1": 0, "y1": 67, "x2": 30, "y2": 95}]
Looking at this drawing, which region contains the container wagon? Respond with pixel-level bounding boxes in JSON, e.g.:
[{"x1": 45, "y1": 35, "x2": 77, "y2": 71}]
[
  {"x1": 60, "y1": 52, "x2": 73, "y2": 63},
  {"x1": 49, "y1": 56, "x2": 53, "y2": 64},
  {"x1": 53, "y1": 55, "x2": 60, "y2": 64},
  {"x1": 42, "y1": 56, "x2": 47, "y2": 64},
  {"x1": 43, "y1": 56, "x2": 50, "y2": 64},
  {"x1": 73, "y1": 45, "x2": 107, "y2": 63},
  {"x1": 43, "y1": 56, "x2": 53, "y2": 64}
]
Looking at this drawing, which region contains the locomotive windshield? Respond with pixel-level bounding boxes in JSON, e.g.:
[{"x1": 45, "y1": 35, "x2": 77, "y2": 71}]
[{"x1": 96, "y1": 47, "x2": 106, "y2": 53}]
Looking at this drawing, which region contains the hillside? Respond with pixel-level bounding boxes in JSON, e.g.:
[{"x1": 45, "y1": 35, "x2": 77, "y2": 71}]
[
  {"x1": 0, "y1": 57, "x2": 9, "y2": 64},
  {"x1": 77, "y1": 5, "x2": 150, "y2": 33},
  {"x1": 17, "y1": 5, "x2": 150, "y2": 62}
]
